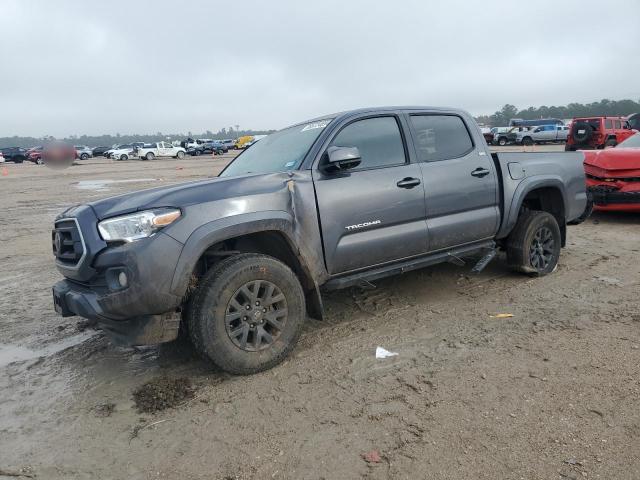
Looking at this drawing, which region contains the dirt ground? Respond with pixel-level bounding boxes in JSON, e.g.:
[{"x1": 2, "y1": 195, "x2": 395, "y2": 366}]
[{"x1": 1, "y1": 147, "x2": 639, "y2": 480}]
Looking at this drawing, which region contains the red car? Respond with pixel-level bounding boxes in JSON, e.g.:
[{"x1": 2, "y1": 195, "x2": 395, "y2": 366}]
[
  {"x1": 26, "y1": 146, "x2": 44, "y2": 164},
  {"x1": 566, "y1": 116, "x2": 635, "y2": 151},
  {"x1": 583, "y1": 133, "x2": 640, "y2": 212}
]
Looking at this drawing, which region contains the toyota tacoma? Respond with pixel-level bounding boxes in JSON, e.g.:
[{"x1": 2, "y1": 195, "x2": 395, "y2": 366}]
[{"x1": 52, "y1": 107, "x2": 588, "y2": 374}]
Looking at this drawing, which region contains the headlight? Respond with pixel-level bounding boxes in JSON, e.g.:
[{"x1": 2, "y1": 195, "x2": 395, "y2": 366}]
[{"x1": 98, "y1": 208, "x2": 181, "y2": 242}]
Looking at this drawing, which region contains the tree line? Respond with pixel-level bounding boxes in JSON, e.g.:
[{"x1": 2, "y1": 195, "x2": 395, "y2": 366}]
[
  {"x1": 475, "y1": 98, "x2": 640, "y2": 127},
  {"x1": 2, "y1": 98, "x2": 639, "y2": 148},
  {"x1": 0, "y1": 127, "x2": 275, "y2": 149}
]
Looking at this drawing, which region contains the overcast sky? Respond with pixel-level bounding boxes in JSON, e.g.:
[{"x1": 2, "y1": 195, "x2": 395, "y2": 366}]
[{"x1": 1, "y1": 0, "x2": 639, "y2": 137}]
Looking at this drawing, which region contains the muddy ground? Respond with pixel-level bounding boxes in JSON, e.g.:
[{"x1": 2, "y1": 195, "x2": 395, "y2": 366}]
[{"x1": 1, "y1": 148, "x2": 639, "y2": 479}]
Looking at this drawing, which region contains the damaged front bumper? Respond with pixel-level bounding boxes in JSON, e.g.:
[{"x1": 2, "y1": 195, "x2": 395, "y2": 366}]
[
  {"x1": 588, "y1": 185, "x2": 640, "y2": 211},
  {"x1": 53, "y1": 280, "x2": 181, "y2": 345},
  {"x1": 52, "y1": 208, "x2": 185, "y2": 345}
]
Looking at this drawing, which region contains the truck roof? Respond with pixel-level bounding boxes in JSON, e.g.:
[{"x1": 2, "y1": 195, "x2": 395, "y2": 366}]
[{"x1": 300, "y1": 106, "x2": 469, "y2": 126}]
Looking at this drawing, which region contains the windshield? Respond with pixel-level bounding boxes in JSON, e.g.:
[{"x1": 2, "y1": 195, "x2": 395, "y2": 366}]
[
  {"x1": 220, "y1": 119, "x2": 332, "y2": 177},
  {"x1": 617, "y1": 132, "x2": 640, "y2": 148}
]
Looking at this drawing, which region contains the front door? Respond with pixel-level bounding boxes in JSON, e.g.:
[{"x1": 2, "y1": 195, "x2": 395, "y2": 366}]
[
  {"x1": 407, "y1": 113, "x2": 500, "y2": 252},
  {"x1": 313, "y1": 115, "x2": 428, "y2": 274},
  {"x1": 159, "y1": 142, "x2": 173, "y2": 157}
]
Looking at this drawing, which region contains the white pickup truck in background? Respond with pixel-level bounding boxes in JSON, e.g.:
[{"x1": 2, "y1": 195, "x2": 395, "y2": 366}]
[
  {"x1": 516, "y1": 125, "x2": 569, "y2": 145},
  {"x1": 137, "y1": 142, "x2": 186, "y2": 160}
]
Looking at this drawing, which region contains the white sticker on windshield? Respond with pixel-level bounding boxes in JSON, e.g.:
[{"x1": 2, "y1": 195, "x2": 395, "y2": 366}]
[
  {"x1": 284, "y1": 161, "x2": 296, "y2": 168},
  {"x1": 301, "y1": 120, "x2": 330, "y2": 132}
]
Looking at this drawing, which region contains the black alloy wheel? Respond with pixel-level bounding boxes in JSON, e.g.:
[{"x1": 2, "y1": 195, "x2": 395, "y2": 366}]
[
  {"x1": 529, "y1": 226, "x2": 555, "y2": 271},
  {"x1": 224, "y1": 280, "x2": 288, "y2": 352}
]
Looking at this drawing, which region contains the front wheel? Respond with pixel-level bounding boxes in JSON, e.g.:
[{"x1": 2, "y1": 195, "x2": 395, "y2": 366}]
[
  {"x1": 498, "y1": 137, "x2": 507, "y2": 146},
  {"x1": 507, "y1": 211, "x2": 561, "y2": 276},
  {"x1": 522, "y1": 137, "x2": 534, "y2": 146},
  {"x1": 176, "y1": 151, "x2": 185, "y2": 159},
  {"x1": 80, "y1": 153, "x2": 89, "y2": 160},
  {"x1": 187, "y1": 254, "x2": 306, "y2": 375},
  {"x1": 145, "y1": 152, "x2": 155, "y2": 161}
]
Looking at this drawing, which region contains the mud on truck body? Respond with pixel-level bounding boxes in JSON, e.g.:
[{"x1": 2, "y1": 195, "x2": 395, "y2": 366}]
[{"x1": 52, "y1": 107, "x2": 588, "y2": 374}]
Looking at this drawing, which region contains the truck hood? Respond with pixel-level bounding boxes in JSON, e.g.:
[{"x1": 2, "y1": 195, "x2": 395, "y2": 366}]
[
  {"x1": 583, "y1": 148, "x2": 640, "y2": 173},
  {"x1": 87, "y1": 173, "x2": 291, "y2": 220}
]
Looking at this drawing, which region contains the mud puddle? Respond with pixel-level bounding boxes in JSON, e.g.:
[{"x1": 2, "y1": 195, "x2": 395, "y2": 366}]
[{"x1": 0, "y1": 331, "x2": 96, "y2": 368}]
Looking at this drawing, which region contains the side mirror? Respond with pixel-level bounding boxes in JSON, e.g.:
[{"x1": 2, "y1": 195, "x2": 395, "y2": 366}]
[{"x1": 324, "y1": 146, "x2": 361, "y2": 173}]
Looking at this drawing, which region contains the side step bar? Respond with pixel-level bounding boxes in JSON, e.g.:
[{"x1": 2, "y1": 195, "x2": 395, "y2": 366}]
[{"x1": 324, "y1": 240, "x2": 495, "y2": 290}]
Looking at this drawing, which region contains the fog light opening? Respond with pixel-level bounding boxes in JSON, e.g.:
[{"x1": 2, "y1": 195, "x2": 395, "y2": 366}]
[{"x1": 118, "y1": 271, "x2": 128, "y2": 288}]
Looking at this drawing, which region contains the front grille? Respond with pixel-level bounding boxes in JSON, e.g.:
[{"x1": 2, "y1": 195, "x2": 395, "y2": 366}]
[{"x1": 52, "y1": 219, "x2": 85, "y2": 266}]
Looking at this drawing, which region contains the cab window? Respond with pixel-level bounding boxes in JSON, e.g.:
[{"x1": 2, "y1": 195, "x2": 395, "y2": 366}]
[
  {"x1": 329, "y1": 116, "x2": 406, "y2": 170},
  {"x1": 409, "y1": 114, "x2": 474, "y2": 162}
]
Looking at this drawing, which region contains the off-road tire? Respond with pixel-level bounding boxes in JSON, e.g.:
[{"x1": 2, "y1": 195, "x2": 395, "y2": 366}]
[
  {"x1": 572, "y1": 122, "x2": 593, "y2": 144},
  {"x1": 506, "y1": 210, "x2": 561, "y2": 276},
  {"x1": 187, "y1": 253, "x2": 306, "y2": 375},
  {"x1": 145, "y1": 152, "x2": 155, "y2": 161}
]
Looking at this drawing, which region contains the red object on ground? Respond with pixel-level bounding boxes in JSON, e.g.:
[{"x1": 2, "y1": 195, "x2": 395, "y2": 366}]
[
  {"x1": 583, "y1": 144, "x2": 640, "y2": 212},
  {"x1": 361, "y1": 450, "x2": 382, "y2": 463}
]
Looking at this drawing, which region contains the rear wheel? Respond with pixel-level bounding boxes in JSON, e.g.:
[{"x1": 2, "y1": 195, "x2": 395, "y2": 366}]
[
  {"x1": 498, "y1": 137, "x2": 507, "y2": 146},
  {"x1": 120, "y1": 154, "x2": 128, "y2": 161},
  {"x1": 507, "y1": 211, "x2": 561, "y2": 276},
  {"x1": 187, "y1": 254, "x2": 306, "y2": 375},
  {"x1": 80, "y1": 153, "x2": 89, "y2": 160},
  {"x1": 176, "y1": 151, "x2": 185, "y2": 159}
]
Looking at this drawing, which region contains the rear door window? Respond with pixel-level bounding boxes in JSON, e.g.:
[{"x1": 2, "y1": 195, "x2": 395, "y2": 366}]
[
  {"x1": 614, "y1": 120, "x2": 621, "y2": 129},
  {"x1": 409, "y1": 115, "x2": 474, "y2": 162},
  {"x1": 605, "y1": 119, "x2": 613, "y2": 129}
]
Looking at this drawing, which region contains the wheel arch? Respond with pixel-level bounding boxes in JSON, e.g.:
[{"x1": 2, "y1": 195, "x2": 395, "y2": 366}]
[
  {"x1": 171, "y1": 213, "x2": 324, "y2": 319},
  {"x1": 500, "y1": 178, "x2": 568, "y2": 246}
]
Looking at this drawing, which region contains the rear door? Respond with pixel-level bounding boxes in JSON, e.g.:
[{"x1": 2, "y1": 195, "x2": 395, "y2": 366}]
[
  {"x1": 407, "y1": 113, "x2": 500, "y2": 252},
  {"x1": 313, "y1": 115, "x2": 428, "y2": 274}
]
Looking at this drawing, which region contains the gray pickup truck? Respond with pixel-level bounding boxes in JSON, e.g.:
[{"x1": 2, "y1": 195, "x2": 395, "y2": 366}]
[{"x1": 52, "y1": 107, "x2": 587, "y2": 374}]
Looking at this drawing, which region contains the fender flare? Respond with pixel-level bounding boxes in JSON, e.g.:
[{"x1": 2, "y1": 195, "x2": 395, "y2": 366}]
[
  {"x1": 498, "y1": 176, "x2": 567, "y2": 239},
  {"x1": 169, "y1": 211, "x2": 324, "y2": 318}
]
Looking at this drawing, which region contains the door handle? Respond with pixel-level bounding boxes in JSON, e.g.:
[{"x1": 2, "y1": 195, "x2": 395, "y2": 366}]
[
  {"x1": 470, "y1": 167, "x2": 490, "y2": 178},
  {"x1": 396, "y1": 177, "x2": 421, "y2": 189}
]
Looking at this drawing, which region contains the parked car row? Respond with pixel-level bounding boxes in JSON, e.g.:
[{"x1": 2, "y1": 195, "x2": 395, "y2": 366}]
[{"x1": 484, "y1": 114, "x2": 637, "y2": 148}]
